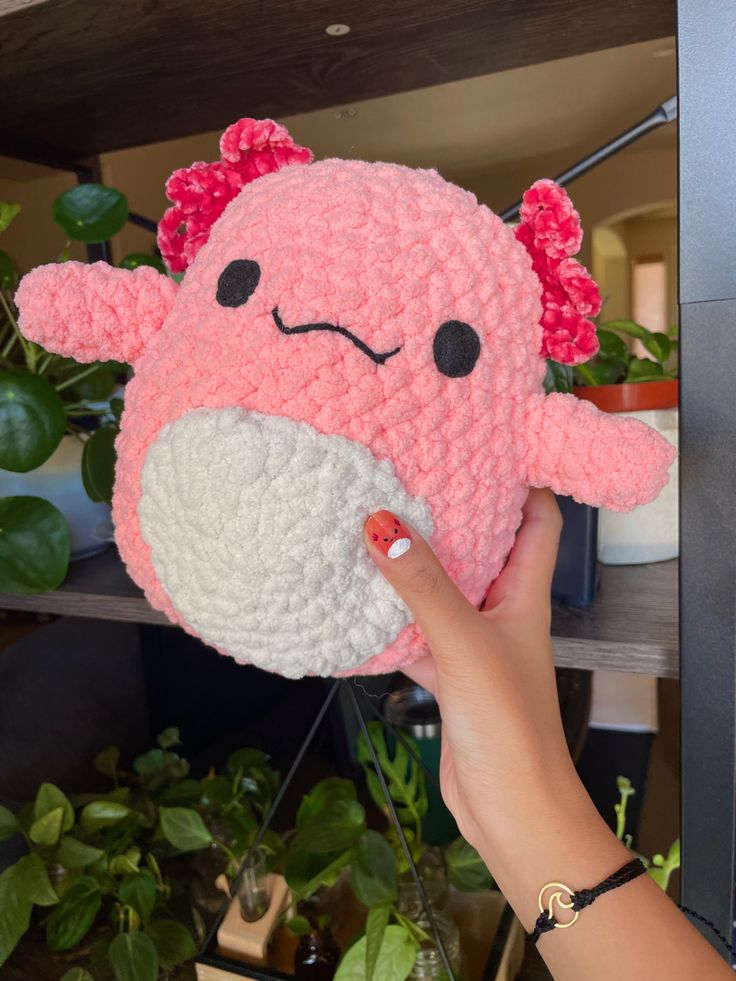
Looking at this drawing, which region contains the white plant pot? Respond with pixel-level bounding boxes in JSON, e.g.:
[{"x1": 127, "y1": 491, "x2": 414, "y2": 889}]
[
  {"x1": 0, "y1": 434, "x2": 114, "y2": 561},
  {"x1": 598, "y1": 406, "x2": 678, "y2": 565}
]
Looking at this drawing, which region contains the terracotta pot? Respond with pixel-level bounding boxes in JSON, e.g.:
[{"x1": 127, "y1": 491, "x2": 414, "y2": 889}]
[{"x1": 572, "y1": 379, "x2": 678, "y2": 413}]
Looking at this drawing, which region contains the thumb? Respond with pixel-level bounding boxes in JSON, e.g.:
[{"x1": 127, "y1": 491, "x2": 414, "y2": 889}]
[{"x1": 363, "y1": 510, "x2": 478, "y2": 657}]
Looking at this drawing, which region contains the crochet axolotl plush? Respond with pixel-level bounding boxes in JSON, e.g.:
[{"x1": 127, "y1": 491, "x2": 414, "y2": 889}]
[{"x1": 15, "y1": 118, "x2": 675, "y2": 679}]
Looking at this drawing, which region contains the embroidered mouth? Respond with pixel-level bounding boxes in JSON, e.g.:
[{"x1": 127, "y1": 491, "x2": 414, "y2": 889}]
[{"x1": 272, "y1": 307, "x2": 401, "y2": 365}]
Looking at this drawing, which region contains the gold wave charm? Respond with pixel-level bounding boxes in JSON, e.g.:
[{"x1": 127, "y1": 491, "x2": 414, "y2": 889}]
[{"x1": 538, "y1": 881, "x2": 580, "y2": 929}]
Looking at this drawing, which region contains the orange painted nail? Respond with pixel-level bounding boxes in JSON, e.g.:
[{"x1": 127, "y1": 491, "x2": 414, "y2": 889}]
[{"x1": 365, "y1": 511, "x2": 412, "y2": 559}]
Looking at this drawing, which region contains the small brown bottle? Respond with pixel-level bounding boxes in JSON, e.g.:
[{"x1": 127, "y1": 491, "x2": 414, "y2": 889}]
[{"x1": 293, "y1": 926, "x2": 341, "y2": 980}]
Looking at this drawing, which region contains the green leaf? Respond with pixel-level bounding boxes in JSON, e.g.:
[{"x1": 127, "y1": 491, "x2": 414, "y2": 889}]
[
  {"x1": 295, "y1": 799, "x2": 365, "y2": 854},
  {"x1": 445, "y1": 837, "x2": 494, "y2": 891},
  {"x1": 159, "y1": 779, "x2": 202, "y2": 805},
  {"x1": 626, "y1": 357, "x2": 664, "y2": 382},
  {"x1": 145, "y1": 918, "x2": 196, "y2": 968},
  {"x1": 602, "y1": 319, "x2": 651, "y2": 341},
  {"x1": 109, "y1": 848, "x2": 142, "y2": 876},
  {"x1": 110, "y1": 397, "x2": 124, "y2": 423},
  {"x1": 9, "y1": 853, "x2": 59, "y2": 906},
  {"x1": 156, "y1": 726, "x2": 182, "y2": 750},
  {"x1": 94, "y1": 745, "x2": 120, "y2": 778},
  {"x1": 639, "y1": 331, "x2": 671, "y2": 364},
  {"x1": 35, "y1": 782, "x2": 75, "y2": 831},
  {"x1": 648, "y1": 838, "x2": 680, "y2": 891},
  {"x1": 0, "y1": 805, "x2": 19, "y2": 841},
  {"x1": 108, "y1": 929, "x2": 158, "y2": 981},
  {"x1": 30, "y1": 806, "x2": 65, "y2": 846},
  {"x1": 53, "y1": 185, "x2": 128, "y2": 244},
  {"x1": 285, "y1": 847, "x2": 353, "y2": 896},
  {"x1": 287, "y1": 915, "x2": 311, "y2": 936},
  {"x1": 0, "y1": 202, "x2": 21, "y2": 233},
  {"x1": 0, "y1": 867, "x2": 32, "y2": 967},
  {"x1": 0, "y1": 249, "x2": 18, "y2": 290},
  {"x1": 80, "y1": 800, "x2": 132, "y2": 833},
  {"x1": 351, "y1": 830, "x2": 397, "y2": 907},
  {"x1": 226, "y1": 747, "x2": 271, "y2": 777},
  {"x1": 365, "y1": 903, "x2": 390, "y2": 981},
  {"x1": 81, "y1": 426, "x2": 117, "y2": 504},
  {"x1": 0, "y1": 371, "x2": 66, "y2": 472},
  {"x1": 71, "y1": 362, "x2": 116, "y2": 401},
  {"x1": 297, "y1": 777, "x2": 357, "y2": 829},
  {"x1": 357, "y1": 722, "x2": 427, "y2": 830},
  {"x1": 335, "y1": 925, "x2": 415, "y2": 981},
  {"x1": 0, "y1": 495, "x2": 70, "y2": 593},
  {"x1": 158, "y1": 807, "x2": 212, "y2": 852},
  {"x1": 543, "y1": 360, "x2": 573, "y2": 395},
  {"x1": 118, "y1": 870, "x2": 156, "y2": 924},
  {"x1": 596, "y1": 329, "x2": 629, "y2": 363},
  {"x1": 667, "y1": 323, "x2": 680, "y2": 339},
  {"x1": 60, "y1": 969, "x2": 95, "y2": 981},
  {"x1": 119, "y1": 253, "x2": 166, "y2": 275},
  {"x1": 57, "y1": 836, "x2": 105, "y2": 869},
  {"x1": 46, "y1": 876, "x2": 101, "y2": 951},
  {"x1": 573, "y1": 360, "x2": 622, "y2": 386}
]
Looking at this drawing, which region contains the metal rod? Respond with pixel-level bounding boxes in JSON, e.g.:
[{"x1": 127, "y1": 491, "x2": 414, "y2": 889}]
[
  {"x1": 128, "y1": 211, "x2": 159, "y2": 233},
  {"x1": 499, "y1": 96, "x2": 678, "y2": 222},
  {"x1": 345, "y1": 680, "x2": 458, "y2": 981},
  {"x1": 201, "y1": 679, "x2": 341, "y2": 952}
]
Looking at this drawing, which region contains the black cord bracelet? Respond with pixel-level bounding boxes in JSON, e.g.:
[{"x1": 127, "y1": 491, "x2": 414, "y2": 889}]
[{"x1": 529, "y1": 858, "x2": 647, "y2": 944}]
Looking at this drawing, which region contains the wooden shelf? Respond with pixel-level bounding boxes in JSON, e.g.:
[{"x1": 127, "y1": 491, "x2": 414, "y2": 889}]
[{"x1": 0, "y1": 549, "x2": 678, "y2": 678}]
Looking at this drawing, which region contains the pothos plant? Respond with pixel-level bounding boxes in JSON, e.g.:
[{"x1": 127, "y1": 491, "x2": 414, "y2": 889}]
[
  {"x1": 0, "y1": 726, "x2": 280, "y2": 980},
  {"x1": 0, "y1": 192, "x2": 168, "y2": 595},
  {"x1": 281, "y1": 722, "x2": 494, "y2": 981},
  {"x1": 545, "y1": 319, "x2": 679, "y2": 394}
]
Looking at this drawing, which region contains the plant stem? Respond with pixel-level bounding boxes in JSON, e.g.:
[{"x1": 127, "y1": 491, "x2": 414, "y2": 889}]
[
  {"x1": 0, "y1": 290, "x2": 34, "y2": 368},
  {"x1": 56, "y1": 363, "x2": 100, "y2": 392},
  {"x1": 37, "y1": 353, "x2": 55, "y2": 376}
]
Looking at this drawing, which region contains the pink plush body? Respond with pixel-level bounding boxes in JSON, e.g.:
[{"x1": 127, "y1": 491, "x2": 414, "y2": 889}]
[{"x1": 16, "y1": 155, "x2": 674, "y2": 677}]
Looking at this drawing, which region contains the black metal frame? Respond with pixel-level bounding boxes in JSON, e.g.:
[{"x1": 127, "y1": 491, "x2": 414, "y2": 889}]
[{"x1": 678, "y1": 0, "x2": 736, "y2": 960}]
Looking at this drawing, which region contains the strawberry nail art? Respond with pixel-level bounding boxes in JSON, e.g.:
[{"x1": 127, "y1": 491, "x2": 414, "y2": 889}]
[{"x1": 366, "y1": 511, "x2": 413, "y2": 559}]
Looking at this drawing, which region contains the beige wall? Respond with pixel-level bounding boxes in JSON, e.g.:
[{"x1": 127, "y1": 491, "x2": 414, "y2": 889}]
[{"x1": 0, "y1": 172, "x2": 86, "y2": 275}]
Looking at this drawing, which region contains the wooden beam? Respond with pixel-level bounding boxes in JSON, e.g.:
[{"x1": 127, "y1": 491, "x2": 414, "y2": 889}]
[{"x1": 0, "y1": 0, "x2": 675, "y2": 159}]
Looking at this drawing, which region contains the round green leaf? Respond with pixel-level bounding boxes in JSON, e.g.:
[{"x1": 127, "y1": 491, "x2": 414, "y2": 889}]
[
  {"x1": 30, "y1": 807, "x2": 65, "y2": 846},
  {"x1": 53, "y1": 184, "x2": 128, "y2": 244},
  {"x1": 35, "y1": 782, "x2": 75, "y2": 832},
  {"x1": 640, "y1": 331, "x2": 671, "y2": 364},
  {"x1": 351, "y1": 830, "x2": 397, "y2": 907},
  {"x1": 0, "y1": 249, "x2": 18, "y2": 290},
  {"x1": 46, "y1": 876, "x2": 101, "y2": 951},
  {"x1": 118, "y1": 871, "x2": 156, "y2": 924},
  {"x1": 286, "y1": 915, "x2": 311, "y2": 936},
  {"x1": 119, "y1": 253, "x2": 166, "y2": 275},
  {"x1": 56, "y1": 836, "x2": 105, "y2": 869},
  {"x1": 81, "y1": 427, "x2": 117, "y2": 504},
  {"x1": 70, "y1": 362, "x2": 116, "y2": 401},
  {"x1": 145, "y1": 919, "x2": 196, "y2": 968},
  {"x1": 0, "y1": 372, "x2": 66, "y2": 472},
  {"x1": 9, "y1": 853, "x2": 59, "y2": 906},
  {"x1": 334, "y1": 925, "x2": 415, "y2": 981},
  {"x1": 60, "y1": 969, "x2": 95, "y2": 981},
  {"x1": 80, "y1": 800, "x2": 131, "y2": 833},
  {"x1": 445, "y1": 836, "x2": 494, "y2": 892},
  {"x1": 0, "y1": 496, "x2": 70, "y2": 593},
  {"x1": 0, "y1": 869, "x2": 32, "y2": 967},
  {"x1": 295, "y1": 799, "x2": 365, "y2": 854},
  {"x1": 0, "y1": 805, "x2": 19, "y2": 842},
  {"x1": 158, "y1": 807, "x2": 212, "y2": 852},
  {"x1": 626, "y1": 357, "x2": 665, "y2": 382},
  {"x1": 108, "y1": 929, "x2": 158, "y2": 981},
  {"x1": 596, "y1": 329, "x2": 629, "y2": 363}
]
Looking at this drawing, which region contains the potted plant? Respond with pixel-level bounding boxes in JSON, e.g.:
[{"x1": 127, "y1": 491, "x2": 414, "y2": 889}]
[
  {"x1": 0, "y1": 726, "x2": 279, "y2": 980},
  {"x1": 0, "y1": 192, "x2": 168, "y2": 594}
]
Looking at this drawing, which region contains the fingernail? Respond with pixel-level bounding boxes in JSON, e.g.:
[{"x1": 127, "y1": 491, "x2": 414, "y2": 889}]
[{"x1": 365, "y1": 511, "x2": 413, "y2": 559}]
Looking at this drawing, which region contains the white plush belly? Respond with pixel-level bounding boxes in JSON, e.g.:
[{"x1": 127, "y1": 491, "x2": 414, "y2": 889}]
[{"x1": 138, "y1": 408, "x2": 433, "y2": 678}]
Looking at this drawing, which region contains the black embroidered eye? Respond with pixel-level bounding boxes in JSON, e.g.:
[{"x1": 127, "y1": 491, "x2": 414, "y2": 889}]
[
  {"x1": 216, "y1": 259, "x2": 261, "y2": 307},
  {"x1": 433, "y1": 320, "x2": 481, "y2": 377}
]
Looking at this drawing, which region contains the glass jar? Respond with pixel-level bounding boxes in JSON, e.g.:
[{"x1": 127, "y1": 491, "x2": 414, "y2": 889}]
[
  {"x1": 237, "y1": 849, "x2": 271, "y2": 922},
  {"x1": 409, "y1": 910, "x2": 462, "y2": 980},
  {"x1": 397, "y1": 846, "x2": 449, "y2": 918}
]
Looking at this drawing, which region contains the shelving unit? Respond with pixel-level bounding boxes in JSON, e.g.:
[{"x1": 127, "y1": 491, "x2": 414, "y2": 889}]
[
  {"x1": 0, "y1": 550, "x2": 679, "y2": 679},
  {"x1": 8, "y1": 0, "x2": 734, "y2": 973}
]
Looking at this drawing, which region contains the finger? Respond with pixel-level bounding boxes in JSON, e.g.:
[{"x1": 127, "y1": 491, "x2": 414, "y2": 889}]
[
  {"x1": 363, "y1": 510, "x2": 477, "y2": 658},
  {"x1": 482, "y1": 488, "x2": 562, "y2": 614}
]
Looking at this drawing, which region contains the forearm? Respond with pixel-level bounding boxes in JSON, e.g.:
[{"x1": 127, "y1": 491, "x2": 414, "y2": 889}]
[{"x1": 477, "y1": 766, "x2": 731, "y2": 981}]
